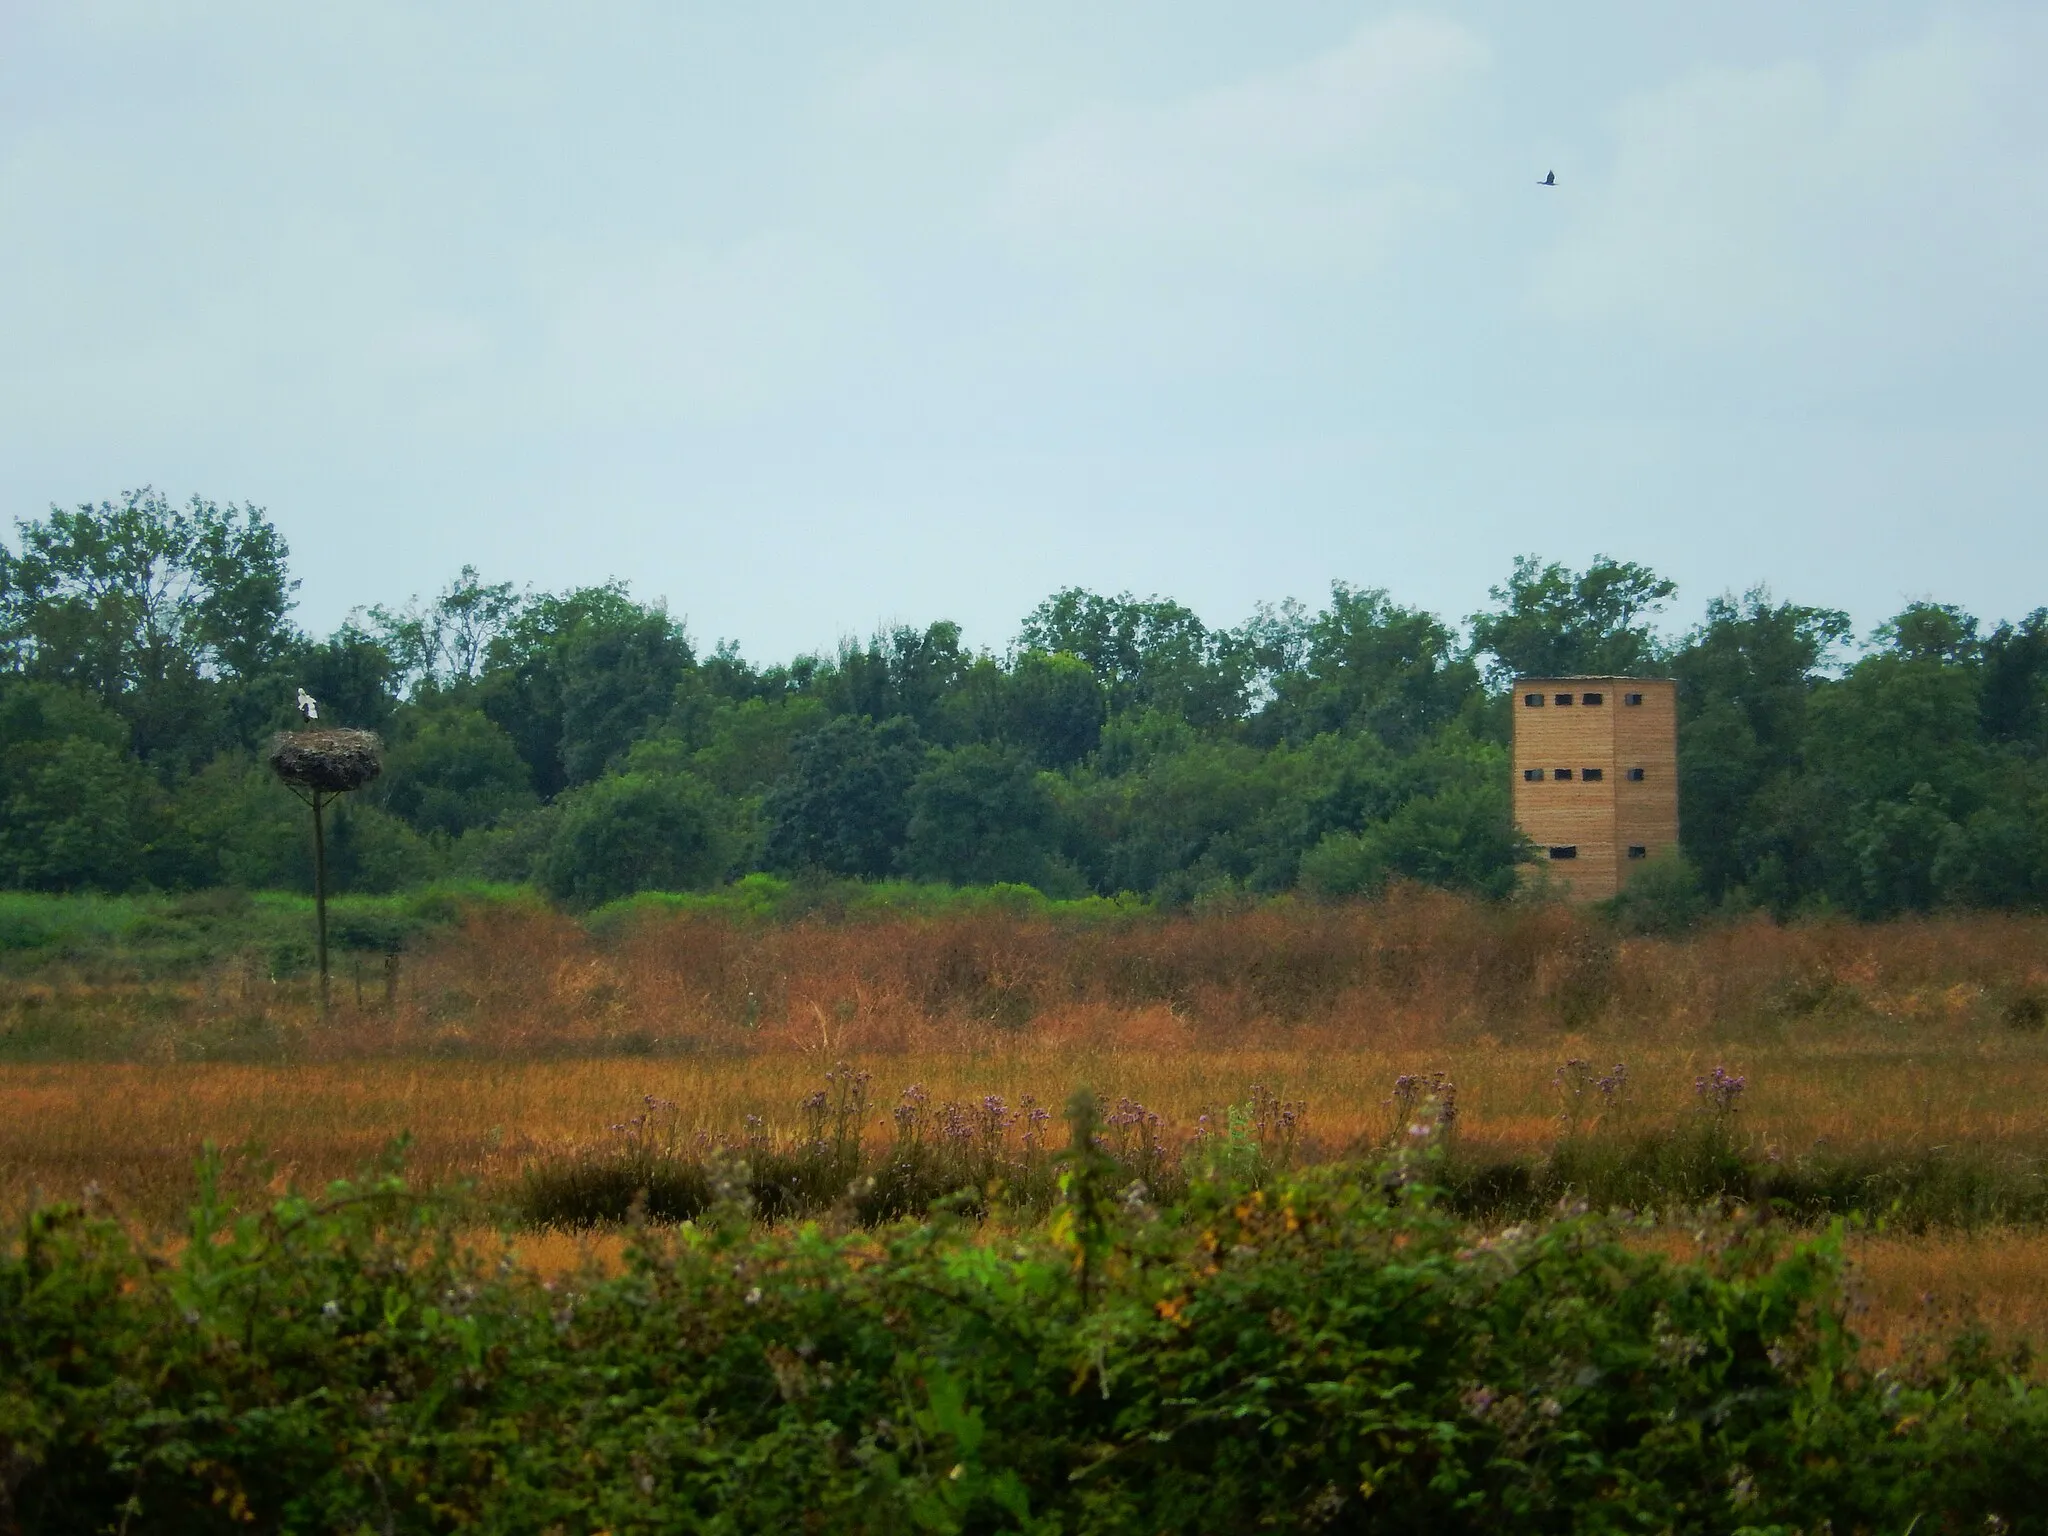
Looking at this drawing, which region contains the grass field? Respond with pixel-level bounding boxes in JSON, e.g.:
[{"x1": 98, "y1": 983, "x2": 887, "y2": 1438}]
[
  {"x1": 8, "y1": 888, "x2": 2048, "y2": 1362},
  {"x1": 12, "y1": 1038, "x2": 2048, "y2": 1359}
]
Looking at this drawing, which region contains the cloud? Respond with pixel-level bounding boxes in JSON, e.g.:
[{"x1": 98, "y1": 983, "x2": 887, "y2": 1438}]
[
  {"x1": 1537, "y1": 17, "x2": 2048, "y2": 362},
  {"x1": 993, "y1": 15, "x2": 1490, "y2": 277}
]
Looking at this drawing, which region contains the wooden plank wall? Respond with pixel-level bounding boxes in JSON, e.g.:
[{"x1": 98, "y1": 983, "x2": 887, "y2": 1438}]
[
  {"x1": 1512, "y1": 679, "x2": 1677, "y2": 900},
  {"x1": 1612, "y1": 678, "x2": 1681, "y2": 888}
]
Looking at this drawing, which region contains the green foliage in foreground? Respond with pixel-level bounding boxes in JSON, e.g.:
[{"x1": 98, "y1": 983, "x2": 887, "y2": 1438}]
[{"x1": 6, "y1": 1135, "x2": 2046, "y2": 1531}]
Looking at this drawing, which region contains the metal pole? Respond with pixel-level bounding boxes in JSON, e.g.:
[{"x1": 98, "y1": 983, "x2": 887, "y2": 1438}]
[{"x1": 312, "y1": 789, "x2": 330, "y2": 1016}]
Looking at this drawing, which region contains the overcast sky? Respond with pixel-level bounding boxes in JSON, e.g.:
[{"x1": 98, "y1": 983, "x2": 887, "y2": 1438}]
[{"x1": 3, "y1": 2, "x2": 2043, "y2": 659}]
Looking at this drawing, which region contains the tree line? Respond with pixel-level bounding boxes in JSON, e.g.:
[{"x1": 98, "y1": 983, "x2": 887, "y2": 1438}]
[{"x1": 3, "y1": 488, "x2": 2044, "y2": 917}]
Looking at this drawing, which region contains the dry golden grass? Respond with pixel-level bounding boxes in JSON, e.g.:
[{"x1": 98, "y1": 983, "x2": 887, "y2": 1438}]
[
  {"x1": 1845, "y1": 1230, "x2": 2048, "y2": 1362},
  {"x1": 9, "y1": 894, "x2": 2048, "y2": 1346},
  {"x1": 9, "y1": 1035, "x2": 2048, "y2": 1227}
]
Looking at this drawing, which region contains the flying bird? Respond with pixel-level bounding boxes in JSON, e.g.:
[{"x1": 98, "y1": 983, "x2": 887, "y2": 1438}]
[
  {"x1": 1539, "y1": 170, "x2": 1556, "y2": 186},
  {"x1": 296, "y1": 688, "x2": 319, "y2": 722}
]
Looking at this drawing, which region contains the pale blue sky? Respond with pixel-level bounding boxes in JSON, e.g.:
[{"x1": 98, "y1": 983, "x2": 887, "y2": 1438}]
[{"x1": 3, "y1": 2, "x2": 2043, "y2": 657}]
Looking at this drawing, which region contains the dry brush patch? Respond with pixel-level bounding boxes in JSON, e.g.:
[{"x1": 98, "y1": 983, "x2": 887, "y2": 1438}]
[{"x1": 7, "y1": 889, "x2": 2048, "y2": 1061}]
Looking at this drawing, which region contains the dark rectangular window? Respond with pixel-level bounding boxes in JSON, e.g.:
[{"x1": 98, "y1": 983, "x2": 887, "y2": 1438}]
[
  {"x1": 1554, "y1": 692, "x2": 1574, "y2": 706},
  {"x1": 1549, "y1": 846, "x2": 1578, "y2": 860},
  {"x1": 1523, "y1": 692, "x2": 1544, "y2": 707},
  {"x1": 1626, "y1": 767, "x2": 1645, "y2": 782},
  {"x1": 1627, "y1": 846, "x2": 1647, "y2": 859},
  {"x1": 1624, "y1": 692, "x2": 1644, "y2": 706},
  {"x1": 1581, "y1": 692, "x2": 1604, "y2": 706},
  {"x1": 1553, "y1": 768, "x2": 1573, "y2": 781},
  {"x1": 1523, "y1": 768, "x2": 1543, "y2": 781},
  {"x1": 1581, "y1": 767, "x2": 1604, "y2": 782}
]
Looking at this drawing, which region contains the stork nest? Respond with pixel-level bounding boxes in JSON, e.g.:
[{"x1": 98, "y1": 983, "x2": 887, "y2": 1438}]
[{"x1": 268, "y1": 729, "x2": 384, "y2": 793}]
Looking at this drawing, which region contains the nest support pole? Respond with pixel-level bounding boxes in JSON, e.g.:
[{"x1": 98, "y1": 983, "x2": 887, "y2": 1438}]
[
  {"x1": 268, "y1": 728, "x2": 383, "y2": 1021},
  {"x1": 282, "y1": 782, "x2": 335, "y2": 1015},
  {"x1": 312, "y1": 789, "x2": 331, "y2": 1015}
]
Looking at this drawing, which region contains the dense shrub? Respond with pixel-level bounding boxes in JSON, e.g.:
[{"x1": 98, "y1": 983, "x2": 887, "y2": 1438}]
[
  {"x1": 541, "y1": 771, "x2": 730, "y2": 906},
  {"x1": 6, "y1": 1119, "x2": 2048, "y2": 1531}
]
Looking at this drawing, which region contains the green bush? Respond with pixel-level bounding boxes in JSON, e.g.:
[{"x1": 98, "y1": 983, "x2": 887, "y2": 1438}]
[
  {"x1": 378, "y1": 704, "x2": 537, "y2": 837},
  {"x1": 583, "y1": 873, "x2": 1140, "y2": 932},
  {"x1": 0, "y1": 885, "x2": 531, "y2": 983},
  {"x1": 1298, "y1": 780, "x2": 1527, "y2": 902},
  {"x1": 1603, "y1": 851, "x2": 1709, "y2": 935},
  {"x1": 541, "y1": 771, "x2": 731, "y2": 906},
  {"x1": 7, "y1": 1129, "x2": 2047, "y2": 1531}
]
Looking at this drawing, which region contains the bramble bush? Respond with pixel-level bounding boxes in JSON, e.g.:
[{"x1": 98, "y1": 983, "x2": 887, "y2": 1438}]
[{"x1": 5, "y1": 1099, "x2": 2048, "y2": 1532}]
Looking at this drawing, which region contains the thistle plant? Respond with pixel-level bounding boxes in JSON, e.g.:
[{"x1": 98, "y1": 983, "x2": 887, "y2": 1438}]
[
  {"x1": 1386, "y1": 1071, "x2": 1459, "y2": 1150},
  {"x1": 1555, "y1": 1059, "x2": 1629, "y2": 1139}
]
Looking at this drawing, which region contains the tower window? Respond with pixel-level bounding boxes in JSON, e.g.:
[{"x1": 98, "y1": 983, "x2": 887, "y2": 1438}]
[
  {"x1": 1581, "y1": 692, "x2": 1604, "y2": 706},
  {"x1": 1627, "y1": 846, "x2": 1648, "y2": 859},
  {"x1": 1626, "y1": 767, "x2": 1645, "y2": 782},
  {"x1": 1523, "y1": 692, "x2": 1544, "y2": 707},
  {"x1": 1522, "y1": 768, "x2": 1543, "y2": 782},
  {"x1": 1624, "y1": 692, "x2": 1644, "y2": 706},
  {"x1": 1553, "y1": 768, "x2": 1573, "y2": 781},
  {"x1": 1581, "y1": 768, "x2": 1604, "y2": 782},
  {"x1": 1554, "y1": 692, "x2": 1574, "y2": 706},
  {"x1": 1549, "y1": 846, "x2": 1578, "y2": 860}
]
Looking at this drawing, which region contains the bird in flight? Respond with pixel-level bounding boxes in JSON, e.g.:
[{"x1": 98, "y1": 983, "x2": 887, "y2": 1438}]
[
  {"x1": 297, "y1": 688, "x2": 319, "y2": 722},
  {"x1": 1539, "y1": 170, "x2": 1556, "y2": 186}
]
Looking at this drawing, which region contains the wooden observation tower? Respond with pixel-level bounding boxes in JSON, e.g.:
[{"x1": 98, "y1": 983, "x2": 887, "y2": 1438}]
[{"x1": 1511, "y1": 677, "x2": 1679, "y2": 900}]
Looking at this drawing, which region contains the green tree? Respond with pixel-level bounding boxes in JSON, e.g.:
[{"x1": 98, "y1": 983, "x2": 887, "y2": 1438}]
[
  {"x1": 1295, "y1": 738, "x2": 1524, "y2": 901},
  {"x1": 368, "y1": 565, "x2": 523, "y2": 694},
  {"x1": 0, "y1": 683, "x2": 161, "y2": 891},
  {"x1": 902, "y1": 745, "x2": 1061, "y2": 886},
  {"x1": 762, "y1": 715, "x2": 926, "y2": 878},
  {"x1": 1018, "y1": 588, "x2": 1248, "y2": 726},
  {"x1": 1979, "y1": 609, "x2": 2048, "y2": 751},
  {"x1": 1254, "y1": 583, "x2": 1479, "y2": 749},
  {"x1": 558, "y1": 606, "x2": 694, "y2": 786},
  {"x1": 163, "y1": 754, "x2": 306, "y2": 890},
  {"x1": 320, "y1": 800, "x2": 442, "y2": 893},
  {"x1": 1874, "y1": 601, "x2": 1980, "y2": 665},
  {"x1": 379, "y1": 706, "x2": 536, "y2": 838},
  {"x1": 1934, "y1": 764, "x2": 2048, "y2": 908},
  {"x1": 294, "y1": 624, "x2": 401, "y2": 733},
  {"x1": 1003, "y1": 650, "x2": 1107, "y2": 767},
  {"x1": 1062, "y1": 727, "x2": 1312, "y2": 898},
  {"x1": 815, "y1": 623, "x2": 968, "y2": 737},
  {"x1": 1786, "y1": 608, "x2": 1992, "y2": 914},
  {"x1": 1467, "y1": 555, "x2": 1676, "y2": 688},
  {"x1": 541, "y1": 772, "x2": 729, "y2": 905},
  {"x1": 2, "y1": 488, "x2": 297, "y2": 766},
  {"x1": 476, "y1": 584, "x2": 678, "y2": 799},
  {"x1": 641, "y1": 692, "x2": 827, "y2": 799},
  {"x1": 160, "y1": 754, "x2": 437, "y2": 894},
  {"x1": 1670, "y1": 589, "x2": 1851, "y2": 898}
]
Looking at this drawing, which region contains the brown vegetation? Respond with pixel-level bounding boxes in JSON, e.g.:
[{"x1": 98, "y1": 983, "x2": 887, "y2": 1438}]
[
  {"x1": 9, "y1": 887, "x2": 2048, "y2": 1060},
  {"x1": 8, "y1": 892, "x2": 2048, "y2": 1355}
]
